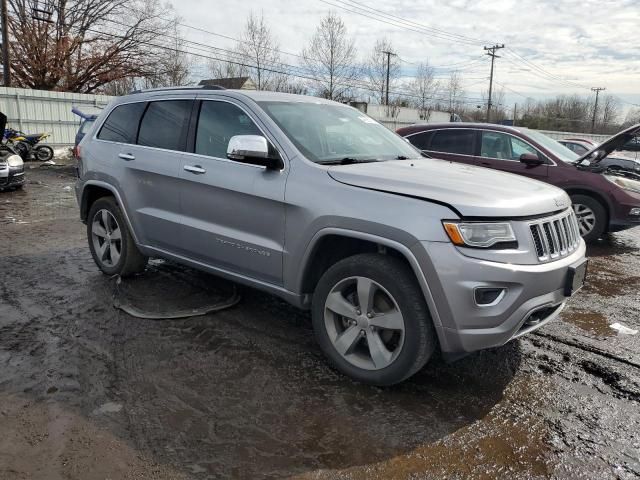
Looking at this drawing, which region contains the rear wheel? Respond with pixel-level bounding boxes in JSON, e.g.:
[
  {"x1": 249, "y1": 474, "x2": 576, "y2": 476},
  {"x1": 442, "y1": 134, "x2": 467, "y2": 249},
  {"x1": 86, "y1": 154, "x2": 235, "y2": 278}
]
[
  {"x1": 312, "y1": 253, "x2": 437, "y2": 386},
  {"x1": 571, "y1": 194, "x2": 607, "y2": 242},
  {"x1": 35, "y1": 145, "x2": 54, "y2": 162},
  {"x1": 87, "y1": 196, "x2": 147, "y2": 277}
]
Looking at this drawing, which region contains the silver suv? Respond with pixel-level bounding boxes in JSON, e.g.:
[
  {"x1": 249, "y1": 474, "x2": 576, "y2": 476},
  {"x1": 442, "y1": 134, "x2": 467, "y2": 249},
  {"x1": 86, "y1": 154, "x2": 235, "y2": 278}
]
[{"x1": 75, "y1": 87, "x2": 587, "y2": 385}]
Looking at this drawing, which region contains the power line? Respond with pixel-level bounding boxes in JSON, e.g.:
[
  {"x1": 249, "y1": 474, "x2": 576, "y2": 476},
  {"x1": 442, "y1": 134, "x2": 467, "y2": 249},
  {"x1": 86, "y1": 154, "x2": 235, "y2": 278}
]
[{"x1": 73, "y1": 21, "x2": 486, "y2": 106}]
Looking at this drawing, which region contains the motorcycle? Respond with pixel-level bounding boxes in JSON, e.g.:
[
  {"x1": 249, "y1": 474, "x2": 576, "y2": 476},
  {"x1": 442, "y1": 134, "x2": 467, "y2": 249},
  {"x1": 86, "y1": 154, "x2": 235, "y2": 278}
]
[{"x1": 4, "y1": 128, "x2": 54, "y2": 162}]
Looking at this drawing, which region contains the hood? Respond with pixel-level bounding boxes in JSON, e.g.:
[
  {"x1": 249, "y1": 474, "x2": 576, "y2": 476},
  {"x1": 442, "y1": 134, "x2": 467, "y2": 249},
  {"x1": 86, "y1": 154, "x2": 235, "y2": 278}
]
[
  {"x1": 577, "y1": 123, "x2": 640, "y2": 164},
  {"x1": 328, "y1": 159, "x2": 570, "y2": 218}
]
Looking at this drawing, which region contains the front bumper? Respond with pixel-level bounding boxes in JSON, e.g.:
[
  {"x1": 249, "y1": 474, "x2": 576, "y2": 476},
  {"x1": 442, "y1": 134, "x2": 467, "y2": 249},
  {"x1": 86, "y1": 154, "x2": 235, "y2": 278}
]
[
  {"x1": 609, "y1": 189, "x2": 640, "y2": 231},
  {"x1": 0, "y1": 166, "x2": 25, "y2": 189},
  {"x1": 412, "y1": 240, "x2": 586, "y2": 354}
]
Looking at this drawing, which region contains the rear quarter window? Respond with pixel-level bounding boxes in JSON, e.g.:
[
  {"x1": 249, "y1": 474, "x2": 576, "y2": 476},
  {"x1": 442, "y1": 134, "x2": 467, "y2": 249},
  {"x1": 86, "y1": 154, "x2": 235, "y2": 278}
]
[
  {"x1": 429, "y1": 129, "x2": 475, "y2": 155},
  {"x1": 406, "y1": 131, "x2": 434, "y2": 150},
  {"x1": 97, "y1": 102, "x2": 146, "y2": 144}
]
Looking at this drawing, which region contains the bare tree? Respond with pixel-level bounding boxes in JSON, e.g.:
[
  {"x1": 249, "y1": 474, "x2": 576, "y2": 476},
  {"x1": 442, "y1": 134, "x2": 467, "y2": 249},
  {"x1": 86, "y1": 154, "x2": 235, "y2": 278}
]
[
  {"x1": 208, "y1": 57, "x2": 248, "y2": 80},
  {"x1": 301, "y1": 12, "x2": 358, "y2": 100},
  {"x1": 409, "y1": 62, "x2": 438, "y2": 120},
  {"x1": 446, "y1": 71, "x2": 465, "y2": 114},
  {"x1": 600, "y1": 95, "x2": 621, "y2": 129},
  {"x1": 622, "y1": 107, "x2": 640, "y2": 128},
  {"x1": 366, "y1": 38, "x2": 400, "y2": 104},
  {"x1": 237, "y1": 12, "x2": 280, "y2": 90},
  {"x1": 7, "y1": 0, "x2": 175, "y2": 92},
  {"x1": 142, "y1": 20, "x2": 191, "y2": 88}
]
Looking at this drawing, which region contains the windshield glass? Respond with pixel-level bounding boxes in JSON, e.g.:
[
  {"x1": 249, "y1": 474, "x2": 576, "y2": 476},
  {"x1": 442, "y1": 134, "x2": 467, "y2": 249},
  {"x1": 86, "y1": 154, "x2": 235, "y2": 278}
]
[
  {"x1": 520, "y1": 128, "x2": 580, "y2": 163},
  {"x1": 258, "y1": 101, "x2": 421, "y2": 163}
]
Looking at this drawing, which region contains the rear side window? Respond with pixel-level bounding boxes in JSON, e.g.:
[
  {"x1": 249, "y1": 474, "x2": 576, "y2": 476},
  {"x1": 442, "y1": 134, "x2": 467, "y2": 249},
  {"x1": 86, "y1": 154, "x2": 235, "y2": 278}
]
[
  {"x1": 407, "y1": 131, "x2": 434, "y2": 150},
  {"x1": 195, "y1": 101, "x2": 261, "y2": 158},
  {"x1": 429, "y1": 129, "x2": 475, "y2": 155},
  {"x1": 138, "y1": 100, "x2": 193, "y2": 151},
  {"x1": 97, "y1": 103, "x2": 146, "y2": 144}
]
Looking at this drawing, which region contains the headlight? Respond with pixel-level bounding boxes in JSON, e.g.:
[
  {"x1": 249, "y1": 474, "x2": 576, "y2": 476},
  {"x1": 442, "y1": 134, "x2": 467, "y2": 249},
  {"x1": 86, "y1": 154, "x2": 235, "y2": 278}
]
[
  {"x1": 7, "y1": 154, "x2": 23, "y2": 167},
  {"x1": 604, "y1": 174, "x2": 640, "y2": 194},
  {"x1": 442, "y1": 221, "x2": 516, "y2": 248}
]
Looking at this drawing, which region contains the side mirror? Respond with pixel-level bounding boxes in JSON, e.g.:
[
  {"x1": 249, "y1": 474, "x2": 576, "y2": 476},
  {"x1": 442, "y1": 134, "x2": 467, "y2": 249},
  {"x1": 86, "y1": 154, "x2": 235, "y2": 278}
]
[
  {"x1": 227, "y1": 135, "x2": 283, "y2": 170},
  {"x1": 519, "y1": 153, "x2": 545, "y2": 166}
]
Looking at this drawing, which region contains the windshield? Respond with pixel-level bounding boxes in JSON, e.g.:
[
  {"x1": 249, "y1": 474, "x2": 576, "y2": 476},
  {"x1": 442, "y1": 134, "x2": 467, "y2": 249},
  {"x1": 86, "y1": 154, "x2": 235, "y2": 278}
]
[
  {"x1": 520, "y1": 128, "x2": 580, "y2": 163},
  {"x1": 258, "y1": 101, "x2": 421, "y2": 163}
]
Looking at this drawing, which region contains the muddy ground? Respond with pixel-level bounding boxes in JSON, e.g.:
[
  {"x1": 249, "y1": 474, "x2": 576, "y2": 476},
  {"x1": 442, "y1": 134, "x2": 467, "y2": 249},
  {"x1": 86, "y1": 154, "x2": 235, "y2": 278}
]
[{"x1": 1, "y1": 165, "x2": 639, "y2": 480}]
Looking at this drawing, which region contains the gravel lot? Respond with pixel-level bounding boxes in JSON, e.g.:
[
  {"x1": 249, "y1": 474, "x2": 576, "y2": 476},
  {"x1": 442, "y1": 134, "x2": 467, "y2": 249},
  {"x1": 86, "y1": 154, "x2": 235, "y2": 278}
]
[{"x1": 1, "y1": 165, "x2": 639, "y2": 479}]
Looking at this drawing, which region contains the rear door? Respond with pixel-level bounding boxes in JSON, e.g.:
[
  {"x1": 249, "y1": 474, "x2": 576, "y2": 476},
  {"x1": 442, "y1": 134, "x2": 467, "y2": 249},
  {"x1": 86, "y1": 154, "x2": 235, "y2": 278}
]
[
  {"x1": 117, "y1": 98, "x2": 194, "y2": 251},
  {"x1": 178, "y1": 98, "x2": 287, "y2": 285},
  {"x1": 420, "y1": 128, "x2": 478, "y2": 166},
  {"x1": 476, "y1": 130, "x2": 549, "y2": 181}
]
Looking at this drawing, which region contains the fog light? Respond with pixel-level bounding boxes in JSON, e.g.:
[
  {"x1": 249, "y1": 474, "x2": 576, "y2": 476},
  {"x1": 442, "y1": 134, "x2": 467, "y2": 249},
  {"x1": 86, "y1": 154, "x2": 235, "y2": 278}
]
[
  {"x1": 474, "y1": 287, "x2": 507, "y2": 306},
  {"x1": 630, "y1": 208, "x2": 640, "y2": 216}
]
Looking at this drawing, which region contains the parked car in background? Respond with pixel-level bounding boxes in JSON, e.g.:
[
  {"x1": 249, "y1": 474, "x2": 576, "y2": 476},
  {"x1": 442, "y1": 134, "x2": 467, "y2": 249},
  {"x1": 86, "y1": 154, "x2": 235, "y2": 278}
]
[
  {"x1": 398, "y1": 123, "x2": 640, "y2": 242},
  {"x1": 75, "y1": 87, "x2": 587, "y2": 385},
  {"x1": 559, "y1": 139, "x2": 593, "y2": 156},
  {"x1": 559, "y1": 138, "x2": 640, "y2": 173},
  {"x1": 72, "y1": 107, "x2": 98, "y2": 159},
  {"x1": 0, "y1": 113, "x2": 25, "y2": 191},
  {"x1": 618, "y1": 137, "x2": 640, "y2": 152}
]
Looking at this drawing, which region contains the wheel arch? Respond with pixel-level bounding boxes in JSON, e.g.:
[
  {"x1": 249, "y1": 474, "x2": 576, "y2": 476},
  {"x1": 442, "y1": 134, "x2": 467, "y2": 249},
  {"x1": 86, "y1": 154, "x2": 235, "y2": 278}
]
[
  {"x1": 80, "y1": 181, "x2": 139, "y2": 243},
  {"x1": 297, "y1": 228, "x2": 443, "y2": 328},
  {"x1": 564, "y1": 187, "x2": 611, "y2": 230}
]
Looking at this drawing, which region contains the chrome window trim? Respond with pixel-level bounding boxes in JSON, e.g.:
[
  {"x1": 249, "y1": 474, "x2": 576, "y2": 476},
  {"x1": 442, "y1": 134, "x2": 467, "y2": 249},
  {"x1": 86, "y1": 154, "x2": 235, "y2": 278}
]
[
  {"x1": 91, "y1": 96, "x2": 287, "y2": 172},
  {"x1": 404, "y1": 127, "x2": 558, "y2": 166}
]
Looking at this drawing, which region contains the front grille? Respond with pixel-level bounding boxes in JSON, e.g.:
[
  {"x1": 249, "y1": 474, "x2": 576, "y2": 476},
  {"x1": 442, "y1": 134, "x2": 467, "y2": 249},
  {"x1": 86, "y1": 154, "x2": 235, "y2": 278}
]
[{"x1": 529, "y1": 209, "x2": 580, "y2": 261}]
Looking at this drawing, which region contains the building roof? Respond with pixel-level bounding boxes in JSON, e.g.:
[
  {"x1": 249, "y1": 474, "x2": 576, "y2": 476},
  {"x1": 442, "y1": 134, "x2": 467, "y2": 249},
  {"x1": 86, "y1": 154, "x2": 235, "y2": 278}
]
[{"x1": 198, "y1": 77, "x2": 255, "y2": 90}]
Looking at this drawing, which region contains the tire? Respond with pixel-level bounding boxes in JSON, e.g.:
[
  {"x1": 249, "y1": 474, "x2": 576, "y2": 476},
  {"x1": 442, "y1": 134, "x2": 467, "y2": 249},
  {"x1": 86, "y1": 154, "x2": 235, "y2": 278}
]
[
  {"x1": 35, "y1": 145, "x2": 54, "y2": 162},
  {"x1": 570, "y1": 194, "x2": 607, "y2": 243},
  {"x1": 312, "y1": 253, "x2": 437, "y2": 386},
  {"x1": 14, "y1": 142, "x2": 29, "y2": 161},
  {"x1": 87, "y1": 196, "x2": 147, "y2": 277}
]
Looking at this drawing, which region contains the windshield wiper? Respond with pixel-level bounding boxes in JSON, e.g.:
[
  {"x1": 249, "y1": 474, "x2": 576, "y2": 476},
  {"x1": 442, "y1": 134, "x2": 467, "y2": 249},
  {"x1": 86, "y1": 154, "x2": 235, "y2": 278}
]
[{"x1": 319, "y1": 157, "x2": 381, "y2": 165}]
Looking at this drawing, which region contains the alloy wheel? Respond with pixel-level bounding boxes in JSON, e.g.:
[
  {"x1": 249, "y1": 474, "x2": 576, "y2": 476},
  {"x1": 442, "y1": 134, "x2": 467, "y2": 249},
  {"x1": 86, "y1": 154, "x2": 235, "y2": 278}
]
[
  {"x1": 572, "y1": 203, "x2": 596, "y2": 237},
  {"x1": 323, "y1": 276, "x2": 405, "y2": 371},
  {"x1": 91, "y1": 209, "x2": 122, "y2": 267}
]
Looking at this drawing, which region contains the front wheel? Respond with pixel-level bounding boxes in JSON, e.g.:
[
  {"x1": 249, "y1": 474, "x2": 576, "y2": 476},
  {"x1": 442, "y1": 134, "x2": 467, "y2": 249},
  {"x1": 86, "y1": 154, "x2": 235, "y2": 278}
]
[
  {"x1": 35, "y1": 145, "x2": 54, "y2": 162},
  {"x1": 312, "y1": 253, "x2": 437, "y2": 386},
  {"x1": 571, "y1": 194, "x2": 607, "y2": 243}
]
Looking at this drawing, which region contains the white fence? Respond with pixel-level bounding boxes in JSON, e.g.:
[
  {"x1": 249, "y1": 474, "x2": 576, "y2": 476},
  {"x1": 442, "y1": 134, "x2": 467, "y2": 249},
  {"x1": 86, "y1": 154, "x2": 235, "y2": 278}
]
[
  {"x1": 533, "y1": 129, "x2": 609, "y2": 143},
  {"x1": 0, "y1": 87, "x2": 114, "y2": 146}
]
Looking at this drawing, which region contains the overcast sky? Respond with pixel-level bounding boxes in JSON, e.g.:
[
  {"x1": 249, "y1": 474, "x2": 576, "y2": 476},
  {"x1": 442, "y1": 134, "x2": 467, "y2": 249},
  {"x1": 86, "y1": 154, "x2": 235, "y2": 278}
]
[{"x1": 176, "y1": 0, "x2": 640, "y2": 115}]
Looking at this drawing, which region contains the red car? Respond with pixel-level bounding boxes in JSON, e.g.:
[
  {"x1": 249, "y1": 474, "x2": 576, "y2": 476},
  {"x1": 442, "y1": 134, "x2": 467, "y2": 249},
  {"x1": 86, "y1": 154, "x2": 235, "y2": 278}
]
[{"x1": 397, "y1": 123, "x2": 640, "y2": 242}]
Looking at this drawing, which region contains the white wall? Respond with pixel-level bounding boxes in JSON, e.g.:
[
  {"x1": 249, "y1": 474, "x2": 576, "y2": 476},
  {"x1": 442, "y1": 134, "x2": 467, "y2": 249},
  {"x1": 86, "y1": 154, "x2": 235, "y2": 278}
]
[{"x1": 0, "y1": 87, "x2": 114, "y2": 146}]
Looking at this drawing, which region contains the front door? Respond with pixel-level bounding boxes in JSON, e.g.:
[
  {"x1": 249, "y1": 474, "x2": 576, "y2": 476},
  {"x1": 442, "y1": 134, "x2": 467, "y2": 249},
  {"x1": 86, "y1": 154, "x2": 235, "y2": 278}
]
[
  {"x1": 178, "y1": 99, "x2": 287, "y2": 285},
  {"x1": 476, "y1": 130, "x2": 549, "y2": 181}
]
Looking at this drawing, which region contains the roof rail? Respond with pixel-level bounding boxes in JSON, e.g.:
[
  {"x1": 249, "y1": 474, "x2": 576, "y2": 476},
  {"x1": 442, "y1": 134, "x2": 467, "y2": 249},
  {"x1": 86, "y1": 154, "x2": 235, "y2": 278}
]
[{"x1": 127, "y1": 85, "x2": 226, "y2": 95}]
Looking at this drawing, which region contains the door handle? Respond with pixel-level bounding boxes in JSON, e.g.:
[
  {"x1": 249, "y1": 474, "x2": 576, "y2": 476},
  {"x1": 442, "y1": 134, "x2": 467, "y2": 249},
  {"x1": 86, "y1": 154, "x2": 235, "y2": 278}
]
[
  {"x1": 118, "y1": 153, "x2": 135, "y2": 161},
  {"x1": 184, "y1": 165, "x2": 206, "y2": 174}
]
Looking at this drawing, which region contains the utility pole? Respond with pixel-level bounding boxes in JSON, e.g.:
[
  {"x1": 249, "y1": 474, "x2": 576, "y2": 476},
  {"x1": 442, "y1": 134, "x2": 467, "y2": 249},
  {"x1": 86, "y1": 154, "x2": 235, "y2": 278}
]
[
  {"x1": 513, "y1": 103, "x2": 517, "y2": 126},
  {"x1": 382, "y1": 50, "x2": 396, "y2": 106},
  {"x1": 591, "y1": 87, "x2": 605, "y2": 133},
  {"x1": 484, "y1": 44, "x2": 504, "y2": 122},
  {"x1": 1, "y1": 0, "x2": 10, "y2": 86}
]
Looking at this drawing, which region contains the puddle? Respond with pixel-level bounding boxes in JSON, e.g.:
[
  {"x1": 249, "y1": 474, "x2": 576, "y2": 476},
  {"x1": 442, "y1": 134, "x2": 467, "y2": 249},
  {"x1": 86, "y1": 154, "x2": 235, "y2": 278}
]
[{"x1": 561, "y1": 310, "x2": 614, "y2": 337}]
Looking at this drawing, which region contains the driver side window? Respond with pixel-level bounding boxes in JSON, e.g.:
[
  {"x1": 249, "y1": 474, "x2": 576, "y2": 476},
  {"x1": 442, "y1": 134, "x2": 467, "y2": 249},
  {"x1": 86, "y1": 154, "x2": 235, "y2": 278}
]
[{"x1": 195, "y1": 101, "x2": 262, "y2": 159}]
